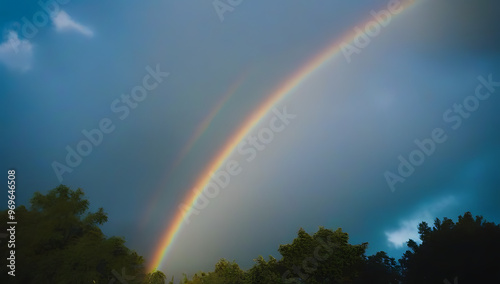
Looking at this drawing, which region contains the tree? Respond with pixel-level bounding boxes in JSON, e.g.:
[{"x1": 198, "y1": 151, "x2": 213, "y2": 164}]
[
  {"x1": 399, "y1": 211, "x2": 500, "y2": 283},
  {"x1": 144, "y1": 269, "x2": 168, "y2": 284},
  {"x1": 212, "y1": 258, "x2": 247, "y2": 283},
  {"x1": 0, "y1": 185, "x2": 146, "y2": 283},
  {"x1": 355, "y1": 251, "x2": 400, "y2": 284},
  {"x1": 279, "y1": 227, "x2": 368, "y2": 283},
  {"x1": 184, "y1": 258, "x2": 247, "y2": 284},
  {"x1": 247, "y1": 255, "x2": 283, "y2": 283}
]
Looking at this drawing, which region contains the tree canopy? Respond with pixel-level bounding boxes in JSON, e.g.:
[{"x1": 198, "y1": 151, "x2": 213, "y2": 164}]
[
  {"x1": 181, "y1": 227, "x2": 398, "y2": 284},
  {"x1": 2, "y1": 185, "x2": 499, "y2": 283},
  {"x1": 0, "y1": 185, "x2": 146, "y2": 283}
]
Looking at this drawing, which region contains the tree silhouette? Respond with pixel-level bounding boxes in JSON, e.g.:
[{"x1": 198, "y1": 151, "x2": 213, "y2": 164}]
[
  {"x1": 399, "y1": 211, "x2": 500, "y2": 283},
  {"x1": 355, "y1": 251, "x2": 400, "y2": 284}
]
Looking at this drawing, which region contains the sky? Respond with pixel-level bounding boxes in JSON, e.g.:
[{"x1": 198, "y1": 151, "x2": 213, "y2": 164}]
[{"x1": 1, "y1": 0, "x2": 500, "y2": 280}]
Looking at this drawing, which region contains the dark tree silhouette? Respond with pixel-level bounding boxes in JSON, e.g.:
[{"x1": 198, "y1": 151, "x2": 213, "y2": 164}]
[
  {"x1": 399, "y1": 211, "x2": 500, "y2": 283},
  {"x1": 355, "y1": 251, "x2": 400, "y2": 284}
]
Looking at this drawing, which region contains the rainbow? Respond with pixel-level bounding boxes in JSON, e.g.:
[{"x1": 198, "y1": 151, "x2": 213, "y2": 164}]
[{"x1": 148, "y1": 0, "x2": 418, "y2": 272}]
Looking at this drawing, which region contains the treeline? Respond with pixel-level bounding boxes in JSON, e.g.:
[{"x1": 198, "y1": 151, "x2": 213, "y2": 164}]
[
  {"x1": 1, "y1": 185, "x2": 499, "y2": 283},
  {"x1": 184, "y1": 209, "x2": 500, "y2": 283}
]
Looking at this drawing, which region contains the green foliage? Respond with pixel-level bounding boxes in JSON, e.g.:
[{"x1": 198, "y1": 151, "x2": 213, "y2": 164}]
[
  {"x1": 279, "y1": 227, "x2": 368, "y2": 283},
  {"x1": 0, "y1": 185, "x2": 146, "y2": 283},
  {"x1": 144, "y1": 269, "x2": 168, "y2": 284},
  {"x1": 4, "y1": 185, "x2": 497, "y2": 284},
  {"x1": 180, "y1": 214, "x2": 500, "y2": 283},
  {"x1": 186, "y1": 258, "x2": 247, "y2": 284},
  {"x1": 246, "y1": 255, "x2": 283, "y2": 283},
  {"x1": 182, "y1": 227, "x2": 398, "y2": 284}
]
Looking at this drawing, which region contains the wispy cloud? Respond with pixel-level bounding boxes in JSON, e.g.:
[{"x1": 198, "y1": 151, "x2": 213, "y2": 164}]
[
  {"x1": 52, "y1": 10, "x2": 94, "y2": 37},
  {"x1": 0, "y1": 31, "x2": 33, "y2": 72},
  {"x1": 385, "y1": 195, "x2": 458, "y2": 248}
]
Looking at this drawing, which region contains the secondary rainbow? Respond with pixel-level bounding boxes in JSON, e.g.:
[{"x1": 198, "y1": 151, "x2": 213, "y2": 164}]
[
  {"x1": 139, "y1": 71, "x2": 249, "y2": 229},
  {"x1": 148, "y1": 0, "x2": 418, "y2": 272}
]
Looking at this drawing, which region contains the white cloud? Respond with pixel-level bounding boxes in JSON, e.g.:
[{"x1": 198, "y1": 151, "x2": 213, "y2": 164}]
[
  {"x1": 385, "y1": 215, "x2": 428, "y2": 248},
  {"x1": 0, "y1": 31, "x2": 34, "y2": 72},
  {"x1": 52, "y1": 10, "x2": 94, "y2": 37},
  {"x1": 385, "y1": 195, "x2": 458, "y2": 248}
]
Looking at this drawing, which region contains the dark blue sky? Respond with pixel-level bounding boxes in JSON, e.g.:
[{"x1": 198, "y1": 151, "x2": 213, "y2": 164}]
[{"x1": 1, "y1": 0, "x2": 499, "y2": 279}]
